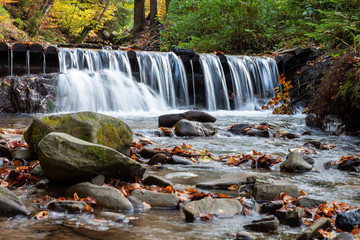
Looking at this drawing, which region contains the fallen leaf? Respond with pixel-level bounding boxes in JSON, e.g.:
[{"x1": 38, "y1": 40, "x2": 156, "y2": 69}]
[{"x1": 199, "y1": 212, "x2": 214, "y2": 220}]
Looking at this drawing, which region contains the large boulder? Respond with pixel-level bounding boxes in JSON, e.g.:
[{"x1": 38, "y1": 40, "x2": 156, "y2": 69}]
[
  {"x1": 24, "y1": 111, "x2": 132, "y2": 156},
  {"x1": 183, "y1": 198, "x2": 242, "y2": 222},
  {"x1": 131, "y1": 189, "x2": 178, "y2": 209},
  {"x1": 158, "y1": 111, "x2": 216, "y2": 128},
  {"x1": 0, "y1": 186, "x2": 27, "y2": 216},
  {"x1": 66, "y1": 182, "x2": 133, "y2": 211},
  {"x1": 280, "y1": 152, "x2": 313, "y2": 172},
  {"x1": 174, "y1": 119, "x2": 215, "y2": 137},
  {"x1": 38, "y1": 132, "x2": 145, "y2": 183}
]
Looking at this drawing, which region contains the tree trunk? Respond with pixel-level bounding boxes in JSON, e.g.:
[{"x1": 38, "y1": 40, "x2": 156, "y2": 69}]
[
  {"x1": 40, "y1": 0, "x2": 56, "y2": 21},
  {"x1": 150, "y1": 0, "x2": 157, "y2": 27},
  {"x1": 166, "y1": 0, "x2": 171, "y2": 14},
  {"x1": 77, "y1": 0, "x2": 111, "y2": 42},
  {"x1": 134, "y1": 0, "x2": 145, "y2": 32}
]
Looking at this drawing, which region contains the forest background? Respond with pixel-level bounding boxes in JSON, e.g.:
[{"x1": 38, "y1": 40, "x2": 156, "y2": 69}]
[{"x1": 0, "y1": 0, "x2": 358, "y2": 55}]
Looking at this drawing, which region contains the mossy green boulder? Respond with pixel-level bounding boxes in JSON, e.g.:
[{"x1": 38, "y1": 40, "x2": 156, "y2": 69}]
[
  {"x1": 38, "y1": 132, "x2": 145, "y2": 183},
  {"x1": 24, "y1": 111, "x2": 132, "y2": 156}
]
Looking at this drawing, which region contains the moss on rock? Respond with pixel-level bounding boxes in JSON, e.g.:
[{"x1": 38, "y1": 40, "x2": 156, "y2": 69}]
[{"x1": 24, "y1": 111, "x2": 133, "y2": 155}]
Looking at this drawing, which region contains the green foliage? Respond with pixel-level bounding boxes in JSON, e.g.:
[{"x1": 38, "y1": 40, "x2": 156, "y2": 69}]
[
  {"x1": 161, "y1": 0, "x2": 311, "y2": 53},
  {"x1": 305, "y1": 0, "x2": 360, "y2": 51}
]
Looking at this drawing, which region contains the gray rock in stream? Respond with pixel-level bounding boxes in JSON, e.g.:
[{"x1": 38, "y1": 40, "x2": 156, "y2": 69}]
[
  {"x1": 196, "y1": 172, "x2": 269, "y2": 190},
  {"x1": 252, "y1": 178, "x2": 299, "y2": 201},
  {"x1": 66, "y1": 182, "x2": 134, "y2": 212},
  {"x1": 11, "y1": 147, "x2": 33, "y2": 161},
  {"x1": 0, "y1": 144, "x2": 11, "y2": 159},
  {"x1": 47, "y1": 200, "x2": 88, "y2": 213},
  {"x1": 0, "y1": 186, "x2": 27, "y2": 216},
  {"x1": 297, "y1": 217, "x2": 331, "y2": 240},
  {"x1": 175, "y1": 119, "x2": 215, "y2": 137},
  {"x1": 142, "y1": 175, "x2": 172, "y2": 187},
  {"x1": 131, "y1": 189, "x2": 178, "y2": 209},
  {"x1": 335, "y1": 209, "x2": 360, "y2": 232},
  {"x1": 244, "y1": 216, "x2": 279, "y2": 233},
  {"x1": 276, "y1": 207, "x2": 306, "y2": 226},
  {"x1": 98, "y1": 212, "x2": 128, "y2": 222},
  {"x1": 159, "y1": 111, "x2": 216, "y2": 128},
  {"x1": 167, "y1": 155, "x2": 192, "y2": 165},
  {"x1": 38, "y1": 132, "x2": 145, "y2": 183},
  {"x1": 183, "y1": 198, "x2": 242, "y2": 222},
  {"x1": 280, "y1": 152, "x2": 313, "y2": 172}
]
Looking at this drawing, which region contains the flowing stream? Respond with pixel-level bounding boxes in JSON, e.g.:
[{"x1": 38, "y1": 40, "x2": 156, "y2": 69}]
[
  {"x1": 0, "y1": 111, "x2": 359, "y2": 240},
  {"x1": 0, "y1": 48, "x2": 359, "y2": 239}
]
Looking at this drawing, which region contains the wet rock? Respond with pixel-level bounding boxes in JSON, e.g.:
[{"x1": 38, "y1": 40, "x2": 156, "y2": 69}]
[
  {"x1": 167, "y1": 155, "x2": 192, "y2": 165},
  {"x1": 131, "y1": 189, "x2": 178, "y2": 209},
  {"x1": 245, "y1": 128, "x2": 264, "y2": 137},
  {"x1": 127, "y1": 196, "x2": 145, "y2": 211},
  {"x1": 236, "y1": 231, "x2": 256, "y2": 240},
  {"x1": 31, "y1": 164, "x2": 43, "y2": 178},
  {"x1": 196, "y1": 172, "x2": 268, "y2": 190},
  {"x1": 0, "y1": 144, "x2": 11, "y2": 159},
  {"x1": 38, "y1": 132, "x2": 145, "y2": 183},
  {"x1": 260, "y1": 201, "x2": 284, "y2": 214},
  {"x1": 98, "y1": 212, "x2": 128, "y2": 222},
  {"x1": 297, "y1": 217, "x2": 331, "y2": 240},
  {"x1": 158, "y1": 111, "x2": 216, "y2": 128},
  {"x1": 337, "y1": 158, "x2": 360, "y2": 171},
  {"x1": 0, "y1": 186, "x2": 27, "y2": 216},
  {"x1": 303, "y1": 155, "x2": 315, "y2": 165},
  {"x1": 183, "y1": 198, "x2": 242, "y2": 222},
  {"x1": 66, "y1": 182, "x2": 133, "y2": 212},
  {"x1": 252, "y1": 178, "x2": 299, "y2": 201},
  {"x1": 24, "y1": 111, "x2": 133, "y2": 156},
  {"x1": 91, "y1": 175, "x2": 105, "y2": 186},
  {"x1": 305, "y1": 140, "x2": 321, "y2": 149},
  {"x1": 148, "y1": 153, "x2": 167, "y2": 165},
  {"x1": 244, "y1": 216, "x2": 279, "y2": 233},
  {"x1": 140, "y1": 148, "x2": 166, "y2": 159},
  {"x1": 334, "y1": 232, "x2": 356, "y2": 240},
  {"x1": 335, "y1": 209, "x2": 360, "y2": 232},
  {"x1": 229, "y1": 124, "x2": 252, "y2": 135},
  {"x1": 283, "y1": 132, "x2": 300, "y2": 139},
  {"x1": 174, "y1": 119, "x2": 215, "y2": 137},
  {"x1": 143, "y1": 175, "x2": 172, "y2": 187},
  {"x1": 280, "y1": 152, "x2": 312, "y2": 172},
  {"x1": 276, "y1": 207, "x2": 306, "y2": 226},
  {"x1": 47, "y1": 200, "x2": 87, "y2": 213},
  {"x1": 11, "y1": 147, "x2": 33, "y2": 161},
  {"x1": 293, "y1": 198, "x2": 326, "y2": 209}
]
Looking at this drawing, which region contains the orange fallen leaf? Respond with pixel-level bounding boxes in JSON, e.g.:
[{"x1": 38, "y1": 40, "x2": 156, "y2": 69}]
[
  {"x1": 228, "y1": 185, "x2": 239, "y2": 191},
  {"x1": 199, "y1": 212, "x2": 214, "y2": 220},
  {"x1": 35, "y1": 211, "x2": 48, "y2": 220}
]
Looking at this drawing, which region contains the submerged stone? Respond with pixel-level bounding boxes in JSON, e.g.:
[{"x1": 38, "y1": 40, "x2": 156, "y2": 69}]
[{"x1": 183, "y1": 198, "x2": 242, "y2": 222}]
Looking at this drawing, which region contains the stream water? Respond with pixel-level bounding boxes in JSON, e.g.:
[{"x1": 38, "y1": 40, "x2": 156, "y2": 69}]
[{"x1": 0, "y1": 111, "x2": 359, "y2": 240}]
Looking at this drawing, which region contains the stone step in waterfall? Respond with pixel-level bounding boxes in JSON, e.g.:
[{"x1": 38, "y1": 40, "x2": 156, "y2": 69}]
[{"x1": 0, "y1": 43, "x2": 280, "y2": 113}]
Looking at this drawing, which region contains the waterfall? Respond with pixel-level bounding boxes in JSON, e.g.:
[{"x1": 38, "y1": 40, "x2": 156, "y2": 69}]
[
  {"x1": 227, "y1": 56, "x2": 279, "y2": 110},
  {"x1": 56, "y1": 48, "x2": 168, "y2": 112},
  {"x1": 55, "y1": 48, "x2": 279, "y2": 113},
  {"x1": 199, "y1": 54, "x2": 230, "y2": 110}
]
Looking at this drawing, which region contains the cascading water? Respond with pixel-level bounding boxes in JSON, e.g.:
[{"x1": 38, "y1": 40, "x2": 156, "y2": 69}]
[
  {"x1": 227, "y1": 56, "x2": 279, "y2": 110},
  {"x1": 136, "y1": 51, "x2": 189, "y2": 108},
  {"x1": 55, "y1": 48, "x2": 279, "y2": 112},
  {"x1": 56, "y1": 48, "x2": 168, "y2": 112},
  {"x1": 199, "y1": 54, "x2": 230, "y2": 110}
]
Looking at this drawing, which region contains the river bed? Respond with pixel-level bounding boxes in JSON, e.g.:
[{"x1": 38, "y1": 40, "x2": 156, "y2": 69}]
[{"x1": 0, "y1": 111, "x2": 359, "y2": 239}]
